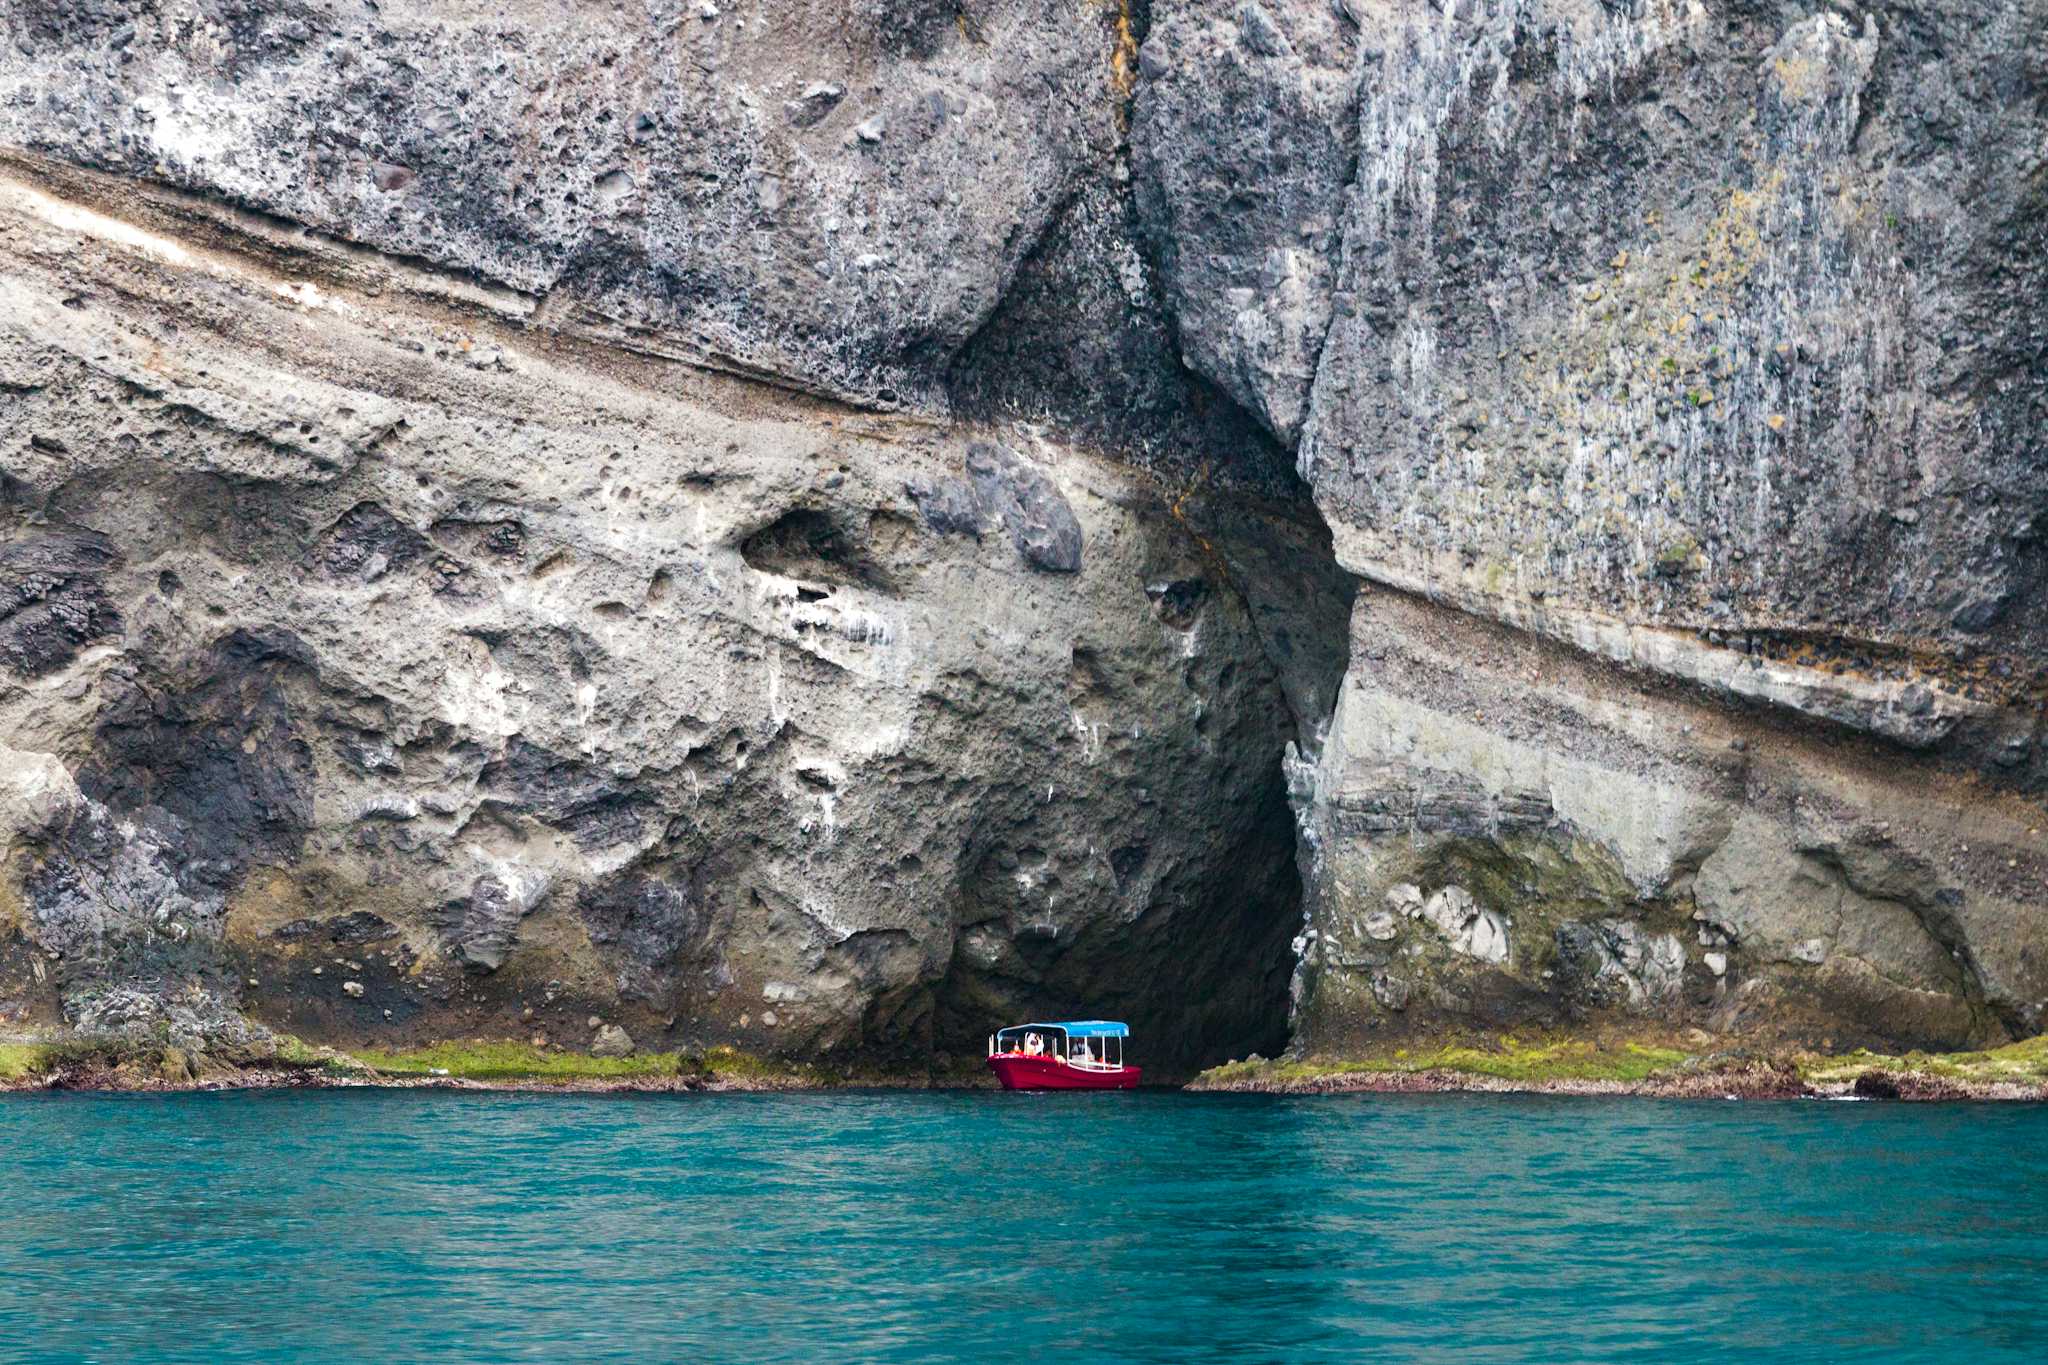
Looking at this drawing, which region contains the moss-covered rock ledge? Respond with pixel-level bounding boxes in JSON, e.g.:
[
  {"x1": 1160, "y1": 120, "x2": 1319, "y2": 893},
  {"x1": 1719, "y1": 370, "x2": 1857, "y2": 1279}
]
[
  {"x1": 13, "y1": 1030, "x2": 2048, "y2": 1099},
  {"x1": 0, "y1": 1036, "x2": 985, "y2": 1094},
  {"x1": 1190, "y1": 1034, "x2": 2048, "y2": 1102}
]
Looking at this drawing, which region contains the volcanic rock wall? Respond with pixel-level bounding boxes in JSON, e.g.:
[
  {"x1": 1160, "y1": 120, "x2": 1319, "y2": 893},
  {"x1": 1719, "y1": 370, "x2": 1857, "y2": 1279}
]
[
  {"x1": 1138, "y1": 0, "x2": 2048, "y2": 1053},
  {"x1": 2, "y1": 0, "x2": 2044, "y2": 1067}
]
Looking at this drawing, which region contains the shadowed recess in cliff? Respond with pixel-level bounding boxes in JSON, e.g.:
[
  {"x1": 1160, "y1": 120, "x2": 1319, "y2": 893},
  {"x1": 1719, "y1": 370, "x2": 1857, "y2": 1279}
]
[
  {"x1": 944, "y1": 171, "x2": 1307, "y2": 502},
  {"x1": 918, "y1": 64, "x2": 1359, "y2": 1074},
  {"x1": 925, "y1": 752, "x2": 1302, "y2": 1080}
]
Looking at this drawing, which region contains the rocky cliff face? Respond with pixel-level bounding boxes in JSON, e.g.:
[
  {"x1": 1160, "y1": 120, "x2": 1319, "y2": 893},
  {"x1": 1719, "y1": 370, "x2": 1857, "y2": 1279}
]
[
  {"x1": 1140, "y1": 0, "x2": 2048, "y2": 1054},
  {"x1": 1, "y1": 0, "x2": 2043, "y2": 1071}
]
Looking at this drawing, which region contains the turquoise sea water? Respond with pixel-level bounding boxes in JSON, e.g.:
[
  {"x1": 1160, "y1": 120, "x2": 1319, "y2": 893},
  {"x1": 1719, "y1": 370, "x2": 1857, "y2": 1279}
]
[{"x1": 0, "y1": 1090, "x2": 2043, "y2": 1363}]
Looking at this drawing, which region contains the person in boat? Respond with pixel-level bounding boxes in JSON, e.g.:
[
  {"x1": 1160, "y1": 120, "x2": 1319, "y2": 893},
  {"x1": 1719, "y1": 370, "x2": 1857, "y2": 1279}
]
[
  {"x1": 1070, "y1": 1041, "x2": 1092, "y2": 1067},
  {"x1": 1022, "y1": 1031, "x2": 1044, "y2": 1057}
]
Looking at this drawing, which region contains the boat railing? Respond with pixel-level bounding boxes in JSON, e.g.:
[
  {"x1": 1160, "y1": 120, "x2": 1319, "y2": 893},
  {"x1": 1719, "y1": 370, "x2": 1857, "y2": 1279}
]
[{"x1": 987, "y1": 1029, "x2": 1127, "y2": 1071}]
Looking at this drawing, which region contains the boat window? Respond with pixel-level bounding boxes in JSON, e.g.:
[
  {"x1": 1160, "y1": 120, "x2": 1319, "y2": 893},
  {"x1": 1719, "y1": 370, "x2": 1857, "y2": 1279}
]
[{"x1": 991, "y1": 1028, "x2": 1137, "y2": 1065}]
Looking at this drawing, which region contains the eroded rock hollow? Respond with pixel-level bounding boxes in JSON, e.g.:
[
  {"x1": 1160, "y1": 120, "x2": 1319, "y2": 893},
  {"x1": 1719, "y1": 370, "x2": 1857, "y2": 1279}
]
[{"x1": 2, "y1": 0, "x2": 2043, "y2": 1072}]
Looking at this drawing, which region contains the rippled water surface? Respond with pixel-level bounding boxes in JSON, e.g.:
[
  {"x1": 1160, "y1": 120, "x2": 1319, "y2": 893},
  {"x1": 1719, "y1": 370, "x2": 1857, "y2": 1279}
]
[{"x1": 1, "y1": 1089, "x2": 2044, "y2": 1362}]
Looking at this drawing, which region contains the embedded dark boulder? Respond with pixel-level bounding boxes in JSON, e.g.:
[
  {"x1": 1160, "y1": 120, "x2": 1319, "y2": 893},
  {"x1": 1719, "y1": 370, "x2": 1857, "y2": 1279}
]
[
  {"x1": 312, "y1": 503, "x2": 432, "y2": 584},
  {"x1": 17, "y1": 794, "x2": 250, "y2": 1042},
  {"x1": 576, "y1": 875, "x2": 709, "y2": 1002},
  {"x1": 76, "y1": 631, "x2": 317, "y2": 872},
  {"x1": 907, "y1": 443, "x2": 1084, "y2": 574},
  {"x1": 0, "y1": 532, "x2": 122, "y2": 678},
  {"x1": 478, "y1": 740, "x2": 651, "y2": 853},
  {"x1": 966, "y1": 442, "x2": 1084, "y2": 575},
  {"x1": 445, "y1": 874, "x2": 546, "y2": 976}
]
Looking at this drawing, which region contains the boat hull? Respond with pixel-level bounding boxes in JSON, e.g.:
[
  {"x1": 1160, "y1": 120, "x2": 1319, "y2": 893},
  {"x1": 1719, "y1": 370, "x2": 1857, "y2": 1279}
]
[{"x1": 988, "y1": 1056, "x2": 1141, "y2": 1091}]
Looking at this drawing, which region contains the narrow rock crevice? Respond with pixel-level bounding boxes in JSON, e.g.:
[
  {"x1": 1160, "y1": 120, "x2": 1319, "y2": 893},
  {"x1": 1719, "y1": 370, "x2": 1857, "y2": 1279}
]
[{"x1": 932, "y1": 71, "x2": 1360, "y2": 1068}]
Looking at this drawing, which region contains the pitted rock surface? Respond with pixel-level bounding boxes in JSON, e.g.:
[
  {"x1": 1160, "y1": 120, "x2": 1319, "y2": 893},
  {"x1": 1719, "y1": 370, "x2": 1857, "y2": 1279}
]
[
  {"x1": 0, "y1": 137, "x2": 1311, "y2": 1070},
  {"x1": 0, "y1": 0, "x2": 1119, "y2": 410}
]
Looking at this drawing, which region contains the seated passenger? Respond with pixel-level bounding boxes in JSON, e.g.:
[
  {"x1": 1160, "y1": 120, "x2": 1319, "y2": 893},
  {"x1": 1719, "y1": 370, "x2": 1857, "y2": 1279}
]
[
  {"x1": 1071, "y1": 1042, "x2": 1093, "y2": 1067},
  {"x1": 1023, "y1": 1032, "x2": 1044, "y2": 1057}
]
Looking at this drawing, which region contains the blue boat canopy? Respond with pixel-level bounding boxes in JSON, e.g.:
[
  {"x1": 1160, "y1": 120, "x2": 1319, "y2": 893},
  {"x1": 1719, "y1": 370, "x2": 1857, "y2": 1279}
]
[{"x1": 1006, "y1": 1020, "x2": 1128, "y2": 1039}]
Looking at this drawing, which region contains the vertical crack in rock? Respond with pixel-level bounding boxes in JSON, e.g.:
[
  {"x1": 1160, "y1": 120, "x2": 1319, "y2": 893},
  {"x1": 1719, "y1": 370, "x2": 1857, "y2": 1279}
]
[{"x1": 936, "y1": 3, "x2": 1364, "y2": 1065}]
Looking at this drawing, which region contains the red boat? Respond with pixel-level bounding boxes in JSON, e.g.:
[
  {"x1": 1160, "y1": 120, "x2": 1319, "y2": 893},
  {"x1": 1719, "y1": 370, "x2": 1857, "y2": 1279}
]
[{"x1": 987, "y1": 1021, "x2": 1140, "y2": 1090}]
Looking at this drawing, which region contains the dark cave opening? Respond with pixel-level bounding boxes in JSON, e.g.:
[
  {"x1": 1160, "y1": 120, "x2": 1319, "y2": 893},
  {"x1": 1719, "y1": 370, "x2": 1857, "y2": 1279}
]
[{"x1": 923, "y1": 753, "x2": 1303, "y2": 1083}]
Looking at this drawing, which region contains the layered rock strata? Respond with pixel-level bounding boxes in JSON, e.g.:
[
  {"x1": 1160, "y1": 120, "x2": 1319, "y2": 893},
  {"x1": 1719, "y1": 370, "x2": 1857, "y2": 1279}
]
[
  {"x1": 3, "y1": 0, "x2": 2046, "y2": 1072},
  {"x1": 1139, "y1": 0, "x2": 2048, "y2": 1052}
]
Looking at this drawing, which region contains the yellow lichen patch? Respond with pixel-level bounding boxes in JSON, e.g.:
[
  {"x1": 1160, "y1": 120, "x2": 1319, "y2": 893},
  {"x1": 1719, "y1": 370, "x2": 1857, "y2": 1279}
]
[
  {"x1": 1197, "y1": 1035, "x2": 1693, "y2": 1089},
  {"x1": 1771, "y1": 53, "x2": 1823, "y2": 102},
  {"x1": 349, "y1": 1040, "x2": 684, "y2": 1081},
  {"x1": 1198, "y1": 1033, "x2": 2048, "y2": 1099},
  {"x1": 1106, "y1": 0, "x2": 1139, "y2": 105},
  {"x1": 1800, "y1": 1036, "x2": 2048, "y2": 1088},
  {"x1": 343, "y1": 1039, "x2": 831, "y2": 1088}
]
